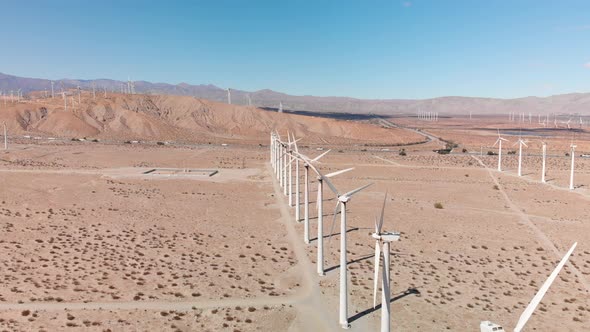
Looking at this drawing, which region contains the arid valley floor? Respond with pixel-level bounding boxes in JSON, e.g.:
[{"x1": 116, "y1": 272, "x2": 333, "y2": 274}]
[{"x1": 0, "y1": 101, "x2": 589, "y2": 331}]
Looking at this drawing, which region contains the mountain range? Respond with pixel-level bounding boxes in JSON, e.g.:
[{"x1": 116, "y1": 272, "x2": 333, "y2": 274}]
[{"x1": 2, "y1": 72, "x2": 590, "y2": 115}]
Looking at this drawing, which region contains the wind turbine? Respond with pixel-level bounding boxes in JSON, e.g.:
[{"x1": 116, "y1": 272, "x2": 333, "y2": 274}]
[
  {"x1": 371, "y1": 192, "x2": 401, "y2": 332},
  {"x1": 316, "y1": 167, "x2": 354, "y2": 275},
  {"x1": 541, "y1": 141, "x2": 547, "y2": 183},
  {"x1": 325, "y1": 178, "x2": 373, "y2": 329},
  {"x1": 300, "y1": 149, "x2": 331, "y2": 243},
  {"x1": 286, "y1": 133, "x2": 302, "y2": 207},
  {"x1": 569, "y1": 139, "x2": 576, "y2": 190},
  {"x1": 513, "y1": 135, "x2": 528, "y2": 177},
  {"x1": 480, "y1": 242, "x2": 577, "y2": 332},
  {"x1": 493, "y1": 130, "x2": 508, "y2": 172},
  {"x1": 302, "y1": 156, "x2": 354, "y2": 276},
  {"x1": 227, "y1": 88, "x2": 231, "y2": 104}
]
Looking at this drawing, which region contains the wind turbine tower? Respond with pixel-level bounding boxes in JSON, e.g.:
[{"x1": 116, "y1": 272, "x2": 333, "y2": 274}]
[
  {"x1": 51, "y1": 81, "x2": 55, "y2": 98},
  {"x1": 325, "y1": 180, "x2": 373, "y2": 329},
  {"x1": 493, "y1": 130, "x2": 508, "y2": 172},
  {"x1": 227, "y1": 88, "x2": 232, "y2": 104},
  {"x1": 541, "y1": 141, "x2": 547, "y2": 183},
  {"x1": 371, "y1": 193, "x2": 401, "y2": 332},
  {"x1": 569, "y1": 142, "x2": 576, "y2": 190},
  {"x1": 514, "y1": 136, "x2": 528, "y2": 176},
  {"x1": 279, "y1": 101, "x2": 283, "y2": 113}
]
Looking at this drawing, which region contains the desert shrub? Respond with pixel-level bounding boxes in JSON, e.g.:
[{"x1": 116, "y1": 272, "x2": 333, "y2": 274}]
[
  {"x1": 487, "y1": 151, "x2": 496, "y2": 156},
  {"x1": 434, "y1": 202, "x2": 443, "y2": 209},
  {"x1": 462, "y1": 148, "x2": 467, "y2": 153},
  {"x1": 399, "y1": 148, "x2": 407, "y2": 156},
  {"x1": 493, "y1": 185, "x2": 499, "y2": 190}
]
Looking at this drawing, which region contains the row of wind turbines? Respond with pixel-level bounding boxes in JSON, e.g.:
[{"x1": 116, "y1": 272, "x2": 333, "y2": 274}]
[
  {"x1": 271, "y1": 130, "x2": 578, "y2": 331},
  {"x1": 508, "y1": 112, "x2": 585, "y2": 129},
  {"x1": 270, "y1": 131, "x2": 400, "y2": 331},
  {"x1": 493, "y1": 130, "x2": 578, "y2": 190}
]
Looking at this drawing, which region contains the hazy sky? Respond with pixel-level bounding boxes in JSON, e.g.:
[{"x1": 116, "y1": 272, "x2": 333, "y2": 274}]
[{"x1": 1, "y1": 0, "x2": 589, "y2": 99}]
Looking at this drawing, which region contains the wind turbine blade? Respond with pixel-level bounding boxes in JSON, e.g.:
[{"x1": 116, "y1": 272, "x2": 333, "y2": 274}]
[
  {"x1": 312, "y1": 149, "x2": 331, "y2": 162},
  {"x1": 327, "y1": 201, "x2": 341, "y2": 248},
  {"x1": 492, "y1": 139, "x2": 499, "y2": 148},
  {"x1": 322, "y1": 175, "x2": 340, "y2": 197},
  {"x1": 325, "y1": 167, "x2": 354, "y2": 178},
  {"x1": 522, "y1": 141, "x2": 528, "y2": 148},
  {"x1": 292, "y1": 133, "x2": 299, "y2": 154},
  {"x1": 373, "y1": 241, "x2": 381, "y2": 309},
  {"x1": 342, "y1": 183, "x2": 373, "y2": 199},
  {"x1": 306, "y1": 161, "x2": 322, "y2": 177},
  {"x1": 513, "y1": 242, "x2": 577, "y2": 332},
  {"x1": 378, "y1": 192, "x2": 387, "y2": 233}
]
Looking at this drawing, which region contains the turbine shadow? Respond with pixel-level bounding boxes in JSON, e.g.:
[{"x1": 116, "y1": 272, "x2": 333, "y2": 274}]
[
  {"x1": 309, "y1": 227, "x2": 359, "y2": 244},
  {"x1": 324, "y1": 251, "x2": 372, "y2": 273},
  {"x1": 348, "y1": 288, "x2": 421, "y2": 324}
]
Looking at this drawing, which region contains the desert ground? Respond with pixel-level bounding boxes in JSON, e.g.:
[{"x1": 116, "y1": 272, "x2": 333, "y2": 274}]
[{"x1": 0, "y1": 96, "x2": 589, "y2": 331}]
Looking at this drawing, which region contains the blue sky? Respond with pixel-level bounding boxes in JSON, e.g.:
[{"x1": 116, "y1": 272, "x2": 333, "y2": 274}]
[{"x1": 0, "y1": 0, "x2": 589, "y2": 99}]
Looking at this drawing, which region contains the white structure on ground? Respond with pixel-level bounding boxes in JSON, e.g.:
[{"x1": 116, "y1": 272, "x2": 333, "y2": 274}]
[
  {"x1": 371, "y1": 192, "x2": 400, "y2": 332},
  {"x1": 325, "y1": 179, "x2": 373, "y2": 329},
  {"x1": 493, "y1": 130, "x2": 508, "y2": 172}
]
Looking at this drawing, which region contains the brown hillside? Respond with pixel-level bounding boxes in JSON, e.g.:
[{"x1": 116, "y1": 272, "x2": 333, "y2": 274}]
[{"x1": 0, "y1": 93, "x2": 422, "y2": 145}]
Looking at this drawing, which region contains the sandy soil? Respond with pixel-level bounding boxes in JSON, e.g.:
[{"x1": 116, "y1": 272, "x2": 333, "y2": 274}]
[{"x1": 0, "y1": 111, "x2": 589, "y2": 331}]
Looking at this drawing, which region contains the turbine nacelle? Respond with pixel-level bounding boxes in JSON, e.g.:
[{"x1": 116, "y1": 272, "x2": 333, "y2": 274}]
[{"x1": 371, "y1": 231, "x2": 401, "y2": 242}]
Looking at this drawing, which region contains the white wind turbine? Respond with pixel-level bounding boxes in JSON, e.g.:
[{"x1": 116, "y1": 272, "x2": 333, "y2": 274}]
[
  {"x1": 301, "y1": 155, "x2": 354, "y2": 276},
  {"x1": 300, "y1": 149, "x2": 331, "y2": 243},
  {"x1": 541, "y1": 141, "x2": 547, "y2": 183},
  {"x1": 325, "y1": 178, "x2": 373, "y2": 329},
  {"x1": 569, "y1": 139, "x2": 576, "y2": 190},
  {"x1": 286, "y1": 133, "x2": 302, "y2": 207},
  {"x1": 513, "y1": 134, "x2": 528, "y2": 177},
  {"x1": 316, "y1": 167, "x2": 354, "y2": 276},
  {"x1": 371, "y1": 192, "x2": 400, "y2": 332},
  {"x1": 493, "y1": 130, "x2": 508, "y2": 172},
  {"x1": 480, "y1": 242, "x2": 577, "y2": 332}
]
